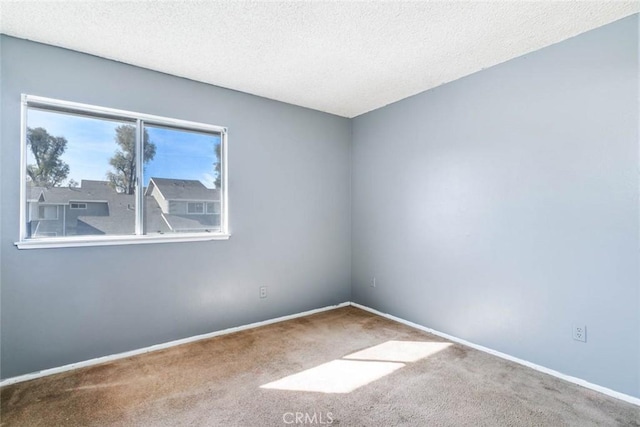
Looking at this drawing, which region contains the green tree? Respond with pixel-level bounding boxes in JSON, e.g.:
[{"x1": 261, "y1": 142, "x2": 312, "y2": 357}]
[
  {"x1": 107, "y1": 125, "x2": 156, "y2": 194},
  {"x1": 26, "y1": 127, "x2": 70, "y2": 188},
  {"x1": 214, "y1": 142, "x2": 221, "y2": 189}
]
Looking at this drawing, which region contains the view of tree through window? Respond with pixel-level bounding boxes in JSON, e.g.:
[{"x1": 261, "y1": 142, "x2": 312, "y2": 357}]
[
  {"x1": 22, "y1": 98, "x2": 225, "y2": 243},
  {"x1": 143, "y1": 125, "x2": 221, "y2": 234},
  {"x1": 25, "y1": 109, "x2": 137, "y2": 238}
]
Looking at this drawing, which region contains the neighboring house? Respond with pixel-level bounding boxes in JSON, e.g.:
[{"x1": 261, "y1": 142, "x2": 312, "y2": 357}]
[
  {"x1": 26, "y1": 178, "x2": 220, "y2": 238},
  {"x1": 145, "y1": 178, "x2": 221, "y2": 232}
]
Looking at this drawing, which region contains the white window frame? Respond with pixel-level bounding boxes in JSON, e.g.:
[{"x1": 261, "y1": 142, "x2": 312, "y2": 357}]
[
  {"x1": 69, "y1": 202, "x2": 87, "y2": 210},
  {"x1": 16, "y1": 94, "x2": 230, "y2": 249}
]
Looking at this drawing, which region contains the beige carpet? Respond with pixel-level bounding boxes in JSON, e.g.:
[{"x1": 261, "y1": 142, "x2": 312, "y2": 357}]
[{"x1": 1, "y1": 306, "x2": 638, "y2": 426}]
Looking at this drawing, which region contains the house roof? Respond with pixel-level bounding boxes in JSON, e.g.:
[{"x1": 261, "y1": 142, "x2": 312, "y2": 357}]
[
  {"x1": 146, "y1": 178, "x2": 219, "y2": 201},
  {"x1": 77, "y1": 205, "x2": 135, "y2": 235},
  {"x1": 28, "y1": 180, "x2": 115, "y2": 204},
  {"x1": 28, "y1": 186, "x2": 44, "y2": 202},
  {"x1": 78, "y1": 194, "x2": 171, "y2": 235}
]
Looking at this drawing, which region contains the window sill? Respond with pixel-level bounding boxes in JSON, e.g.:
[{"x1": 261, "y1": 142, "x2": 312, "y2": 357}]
[{"x1": 14, "y1": 233, "x2": 231, "y2": 249}]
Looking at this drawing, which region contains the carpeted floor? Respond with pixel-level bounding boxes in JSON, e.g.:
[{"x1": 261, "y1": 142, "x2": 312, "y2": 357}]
[{"x1": 1, "y1": 306, "x2": 638, "y2": 426}]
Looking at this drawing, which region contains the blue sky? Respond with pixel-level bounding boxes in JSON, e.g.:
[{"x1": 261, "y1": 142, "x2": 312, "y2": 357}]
[
  {"x1": 145, "y1": 126, "x2": 220, "y2": 188},
  {"x1": 27, "y1": 109, "x2": 221, "y2": 188}
]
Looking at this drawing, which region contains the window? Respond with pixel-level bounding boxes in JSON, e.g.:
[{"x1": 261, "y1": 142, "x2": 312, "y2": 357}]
[
  {"x1": 17, "y1": 95, "x2": 229, "y2": 249},
  {"x1": 187, "y1": 202, "x2": 205, "y2": 214}
]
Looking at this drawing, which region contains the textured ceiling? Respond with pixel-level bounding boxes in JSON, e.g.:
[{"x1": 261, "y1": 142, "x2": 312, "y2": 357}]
[{"x1": 1, "y1": 1, "x2": 638, "y2": 118}]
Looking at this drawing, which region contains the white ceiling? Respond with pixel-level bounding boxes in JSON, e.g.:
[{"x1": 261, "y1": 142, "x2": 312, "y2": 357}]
[{"x1": 1, "y1": 1, "x2": 638, "y2": 118}]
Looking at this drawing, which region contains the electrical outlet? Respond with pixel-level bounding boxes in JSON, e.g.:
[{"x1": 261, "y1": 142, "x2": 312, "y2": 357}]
[
  {"x1": 370, "y1": 277, "x2": 376, "y2": 288},
  {"x1": 259, "y1": 286, "x2": 268, "y2": 299},
  {"x1": 573, "y1": 325, "x2": 586, "y2": 342}
]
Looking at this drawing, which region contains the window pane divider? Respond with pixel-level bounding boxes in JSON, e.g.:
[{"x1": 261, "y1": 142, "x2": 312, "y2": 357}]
[{"x1": 135, "y1": 119, "x2": 144, "y2": 235}]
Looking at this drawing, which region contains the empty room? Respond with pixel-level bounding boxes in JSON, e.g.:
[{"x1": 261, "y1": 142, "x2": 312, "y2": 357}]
[{"x1": 0, "y1": 1, "x2": 639, "y2": 426}]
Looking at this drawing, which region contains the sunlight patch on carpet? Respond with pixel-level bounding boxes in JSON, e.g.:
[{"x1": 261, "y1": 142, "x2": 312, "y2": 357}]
[
  {"x1": 260, "y1": 340, "x2": 453, "y2": 394},
  {"x1": 260, "y1": 360, "x2": 404, "y2": 393},
  {"x1": 343, "y1": 340, "x2": 452, "y2": 362}
]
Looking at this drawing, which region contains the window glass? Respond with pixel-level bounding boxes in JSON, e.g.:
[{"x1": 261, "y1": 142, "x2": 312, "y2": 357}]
[
  {"x1": 25, "y1": 109, "x2": 135, "y2": 238},
  {"x1": 19, "y1": 96, "x2": 227, "y2": 247},
  {"x1": 143, "y1": 125, "x2": 221, "y2": 234},
  {"x1": 187, "y1": 202, "x2": 205, "y2": 214}
]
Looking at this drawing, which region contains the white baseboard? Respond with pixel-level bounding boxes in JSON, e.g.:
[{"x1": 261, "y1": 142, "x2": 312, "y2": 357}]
[
  {"x1": 350, "y1": 302, "x2": 640, "y2": 407},
  {"x1": 2, "y1": 300, "x2": 639, "y2": 408},
  {"x1": 0, "y1": 302, "x2": 350, "y2": 388}
]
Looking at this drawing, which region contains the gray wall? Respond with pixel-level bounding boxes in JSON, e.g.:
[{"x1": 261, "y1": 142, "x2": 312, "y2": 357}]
[
  {"x1": 352, "y1": 15, "x2": 639, "y2": 398},
  {"x1": 0, "y1": 36, "x2": 352, "y2": 379}
]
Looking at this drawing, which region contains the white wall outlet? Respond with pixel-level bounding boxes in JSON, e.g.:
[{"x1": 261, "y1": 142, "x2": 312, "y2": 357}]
[
  {"x1": 573, "y1": 325, "x2": 587, "y2": 342},
  {"x1": 259, "y1": 286, "x2": 268, "y2": 299},
  {"x1": 370, "y1": 277, "x2": 376, "y2": 288}
]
